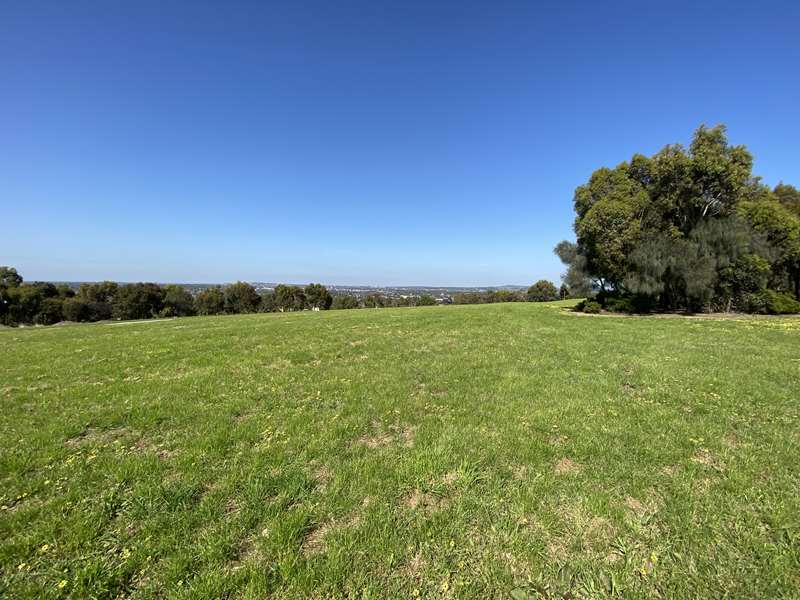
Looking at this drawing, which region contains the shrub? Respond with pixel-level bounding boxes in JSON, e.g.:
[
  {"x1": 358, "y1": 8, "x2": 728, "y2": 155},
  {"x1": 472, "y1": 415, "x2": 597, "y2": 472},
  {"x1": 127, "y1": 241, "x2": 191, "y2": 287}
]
[
  {"x1": 62, "y1": 298, "x2": 90, "y2": 322},
  {"x1": 763, "y1": 290, "x2": 800, "y2": 314},
  {"x1": 579, "y1": 300, "x2": 601, "y2": 313}
]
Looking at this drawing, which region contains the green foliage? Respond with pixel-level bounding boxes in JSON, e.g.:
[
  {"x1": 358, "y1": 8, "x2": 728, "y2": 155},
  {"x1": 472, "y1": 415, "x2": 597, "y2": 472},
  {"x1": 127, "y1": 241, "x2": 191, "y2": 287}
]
[
  {"x1": 223, "y1": 282, "x2": 260, "y2": 314},
  {"x1": 331, "y1": 294, "x2": 359, "y2": 310},
  {"x1": 363, "y1": 293, "x2": 387, "y2": 308},
  {"x1": 161, "y1": 285, "x2": 196, "y2": 317},
  {"x1": 553, "y1": 241, "x2": 593, "y2": 297},
  {"x1": 112, "y1": 283, "x2": 165, "y2": 320},
  {"x1": 748, "y1": 289, "x2": 800, "y2": 315},
  {"x1": 35, "y1": 297, "x2": 64, "y2": 325},
  {"x1": 304, "y1": 283, "x2": 333, "y2": 310},
  {"x1": 774, "y1": 182, "x2": 800, "y2": 216},
  {"x1": 258, "y1": 291, "x2": 276, "y2": 312},
  {"x1": 194, "y1": 287, "x2": 225, "y2": 316},
  {"x1": 526, "y1": 280, "x2": 558, "y2": 302},
  {"x1": 561, "y1": 125, "x2": 800, "y2": 312},
  {"x1": 274, "y1": 284, "x2": 306, "y2": 312},
  {"x1": 417, "y1": 294, "x2": 436, "y2": 306},
  {"x1": 62, "y1": 297, "x2": 90, "y2": 322},
  {"x1": 79, "y1": 281, "x2": 118, "y2": 303},
  {"x1": 0, "y1": 266, "x2": 23, "y2": 287},
  {"x1": 581, "y1": 299, "x2": 601, "y2": 313}
]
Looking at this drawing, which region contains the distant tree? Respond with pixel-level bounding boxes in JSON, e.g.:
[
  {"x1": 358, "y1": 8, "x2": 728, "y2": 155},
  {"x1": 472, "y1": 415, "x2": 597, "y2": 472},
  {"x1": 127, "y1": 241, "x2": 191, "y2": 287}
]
[
  {"x1": 223, "y1": 282, "x2": 260, "y2": 314},
  {"x1": 62, "y1": 297, "x2": 90, "y2": 322},
  {"x1": 112, "y1": 283, "x2": 165, "y2": 320},
  {"x1": 527, "y1": 280, "x2": 559, "y2": 302},
  {"x1": 274, "y1": 284, "x2": 305, "y2": 312},
  {"x1": 79, "y1": 281, "x2": 118, "y2": 303},
  {"x1": 774, "y1": 182, "x2": 800, "y2": 216},
  {"x1": 487, "y1": 290, "x2": 522, "y2": 303},
  {"x1": 452, "y1": 292, "x2": 483, "y2": 304},
  {"x1": 258, "y1": 291, "x2": 276, "y2": 312},
  {"x1": 363, "y1": 293, "x2": 387, "y2": 308},
  {"x1": 0, "y1": 267, "x2": 23, "y2": 288},
  {"x1": 56, "y1": 284, "x2": 75, "y2": 299},
  {"x1": 4, "y1": 285, "x2": 43, "y2": 325},
  {"x1": 36, "y1": 297, "x2": 64, "y2": 325},
  {"x1": 194, "y1": 287, "x2": 225, "y2": 315},
  {"x1": 559, "y1": 283, "x2": 569, "y2": 300},
  {"x1": 161, "y1": 285, "x2": 196, "y2": 317},
  {"x1": 331, "y1": 294, "x2": 359, "y2": 310},
  {"x1": 417, "y1": 294, "x2": 436, "y2": 306},
  {"x1": 304, "y1": 283, "x2": 332, "y2": 310}
]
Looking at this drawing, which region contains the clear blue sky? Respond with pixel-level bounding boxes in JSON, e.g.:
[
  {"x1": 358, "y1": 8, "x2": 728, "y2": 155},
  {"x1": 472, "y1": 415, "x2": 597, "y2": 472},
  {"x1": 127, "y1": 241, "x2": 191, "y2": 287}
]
[{"x1": 3, "y1": 1, "x2": 799, "y2": 286}]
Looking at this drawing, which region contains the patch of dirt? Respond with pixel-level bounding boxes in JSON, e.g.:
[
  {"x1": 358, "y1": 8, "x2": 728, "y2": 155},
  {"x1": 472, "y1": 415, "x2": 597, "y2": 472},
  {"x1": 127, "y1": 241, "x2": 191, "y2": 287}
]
[
  {"x1": 312, "y1": 464, "x2": 332, "y2": 489},
  {"x1": 401, "y1": 551, "x2": 426, "y2": 580},
  {"x1": 300, "y1": 508, "x2": 364, "y2": 558},
  {"x1": 553, "y1": 458, "x2": 582, "y2": 475},
  {"x1": 400, "y1": 489, "x2": 449, "y2": 514},
  {"x1": 723, "y1": 434, "x2": 739, "y2": 449},
  {"x1": 354, "y1": 420, "x2": 416, "y2": 450},
  {"x1": 225, "y1": 498, "x2": 240, "y2": 517},
  {"x1": 692, "y1": 448, "x2": 725, "y2": 472},
  {"x1": 625, "y1": 496, "x2": 646, "y2": 516},
  {"x1": 442, "y1": 471, "x2": 459, "y2": 485},
  {"x1": 546, "y1": 537, "x2": 569, "y2": 561},
  {"x1": 661, "y1": 465, "x2": 679, "y2": 476},
  {"x1": 232, "y1": 411, "x2": 254, "y2": 424},
  {"x1": 548, "y1": 435, "x2": 568, "y2": 447},
  {"x1": 547, "y1": 501, "x2": 616, "y2": 562},
  {"x1": 512, "y1": 465, "x2": 528, "y2": 480},
  {"x1": 301, "y1": 523, "x2": 333, "y2": 557},
  {"x1": 65, "y1": 426, "x2": 134, "y2": 447},
  {"x1": 134, "y1": 438, "x2": 176, "y2": 459},
  {"x1": 500, "y1": 551, "x2": 532, "y2": 577}
]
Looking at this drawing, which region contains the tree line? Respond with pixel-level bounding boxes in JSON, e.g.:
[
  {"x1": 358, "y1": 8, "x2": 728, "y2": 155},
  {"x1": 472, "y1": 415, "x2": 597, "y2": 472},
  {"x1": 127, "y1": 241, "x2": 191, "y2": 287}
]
[
  {"x1": 453, "y1": 280, "x2": 568, "y2": 304},
  {"x1": 0, "y1": 268, "x2": 566, "y2": 327},
  {"x1": 555, "y1": 125, "x2": 800, "y2": 314}
]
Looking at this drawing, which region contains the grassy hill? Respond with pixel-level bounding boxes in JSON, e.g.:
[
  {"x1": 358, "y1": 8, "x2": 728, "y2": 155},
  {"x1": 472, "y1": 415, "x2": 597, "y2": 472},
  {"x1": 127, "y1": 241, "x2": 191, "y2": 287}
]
[{"x1": 1, "y1": 302, "x2": 799, "y2": 598}]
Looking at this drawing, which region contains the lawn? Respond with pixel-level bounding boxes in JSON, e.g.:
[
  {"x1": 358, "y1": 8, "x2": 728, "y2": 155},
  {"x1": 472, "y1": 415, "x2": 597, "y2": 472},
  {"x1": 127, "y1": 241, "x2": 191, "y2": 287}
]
[{"x1": 1, "y1": 302, "x2": 799, "y2": 598}]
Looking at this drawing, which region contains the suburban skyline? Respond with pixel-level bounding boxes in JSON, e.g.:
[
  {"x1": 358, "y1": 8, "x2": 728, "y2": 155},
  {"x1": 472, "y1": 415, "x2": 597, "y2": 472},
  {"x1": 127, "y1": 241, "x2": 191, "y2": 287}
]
[{"x1": 3, "y1": 1, "x2": 799, "y2": 286}]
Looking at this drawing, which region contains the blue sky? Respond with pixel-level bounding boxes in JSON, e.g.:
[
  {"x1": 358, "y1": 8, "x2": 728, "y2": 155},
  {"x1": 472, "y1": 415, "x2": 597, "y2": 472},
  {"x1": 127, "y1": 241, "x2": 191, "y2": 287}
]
[{"x1": 3, "y1": 1, "x2": 799, "y2": 286}]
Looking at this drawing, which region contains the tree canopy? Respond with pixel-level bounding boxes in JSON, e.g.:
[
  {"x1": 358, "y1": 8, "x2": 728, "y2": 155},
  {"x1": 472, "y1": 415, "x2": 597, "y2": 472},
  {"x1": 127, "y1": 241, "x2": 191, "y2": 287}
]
[{"x1": 556, "y1": 125, "x2": 800, "y2": 313}]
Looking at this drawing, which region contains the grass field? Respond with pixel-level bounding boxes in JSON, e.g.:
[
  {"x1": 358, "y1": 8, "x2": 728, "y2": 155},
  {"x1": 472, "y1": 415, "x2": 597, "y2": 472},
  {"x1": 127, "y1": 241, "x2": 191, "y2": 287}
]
[{"x1": 1, "y1": 302, "x2": 799, "y2": 599}]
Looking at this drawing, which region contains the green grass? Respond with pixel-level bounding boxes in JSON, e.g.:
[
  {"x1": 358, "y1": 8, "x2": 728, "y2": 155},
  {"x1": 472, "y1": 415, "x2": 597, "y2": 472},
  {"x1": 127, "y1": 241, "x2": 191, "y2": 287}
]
[{"x1": 1, "y1": 302, "x2": 799, "y2": 598}]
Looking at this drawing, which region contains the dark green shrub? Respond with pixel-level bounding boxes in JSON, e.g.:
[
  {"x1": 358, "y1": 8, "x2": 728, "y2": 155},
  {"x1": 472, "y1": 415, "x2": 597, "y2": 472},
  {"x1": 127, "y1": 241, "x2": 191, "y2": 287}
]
[
  {"x1": 583, "y1": 300, "x2": 602, "y2": 314},
  {"x1": 764, "y1": 290, "x2": 800, "y2": 314}
]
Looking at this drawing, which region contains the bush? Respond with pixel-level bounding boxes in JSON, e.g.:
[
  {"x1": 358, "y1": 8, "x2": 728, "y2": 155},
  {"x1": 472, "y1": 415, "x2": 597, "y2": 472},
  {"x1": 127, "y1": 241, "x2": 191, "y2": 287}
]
[
  {"x1": 62, "y1": 298, "x2": 90, "y2": 322},
  {"x1": 527, "y1": 280, "x2": 559, "y2": 302},
  {"x1": 575, "y1": 299, "x2": 601, "y2": 313},
  {"x1": 759, "y1": 290, "x2": 800, "y2": 314},
  {"x1": 604, "y1": 296, "x2": 635, "y2": 313},
  {"x1": 332, "y1": 295, "x2": 359, "y2": 310},
  {"x1": 35, "y1": 297, "x2": 64, "y2": 325}
]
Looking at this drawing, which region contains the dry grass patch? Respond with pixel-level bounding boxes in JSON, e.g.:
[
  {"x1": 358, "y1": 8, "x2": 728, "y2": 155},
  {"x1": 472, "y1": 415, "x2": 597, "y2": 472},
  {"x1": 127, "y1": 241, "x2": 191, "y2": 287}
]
[
  {"x1": 692, "y1": 448, "x2": 725, "y2": 472},
  {"x1": 400, "y1": 489, "x2": 449, "y2": 514},
  {"x1": 553, "y1": 457, "x2": 582, "y2": 475},
  {"x1": 355, "y1": 420, "x2": 416, "y2": 449},
  {"x1": 65, "y1": 426, "x2": 135, "y2": 447}
]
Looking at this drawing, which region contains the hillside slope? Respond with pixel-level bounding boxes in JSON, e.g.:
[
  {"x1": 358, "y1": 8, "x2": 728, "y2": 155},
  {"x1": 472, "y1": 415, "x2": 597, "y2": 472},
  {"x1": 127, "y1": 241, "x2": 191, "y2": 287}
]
[{"x1": 1, "y1": 303, "x2": 799, "y2": 598}]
